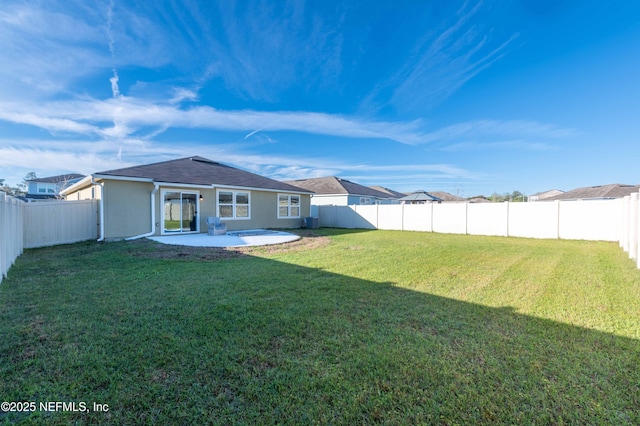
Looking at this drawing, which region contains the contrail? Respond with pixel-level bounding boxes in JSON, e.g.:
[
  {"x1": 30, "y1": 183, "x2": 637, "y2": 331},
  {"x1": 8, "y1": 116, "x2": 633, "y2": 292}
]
[
  {"x1": 244, "y1": 127, "x2": 264, "y2": 139},
  {"x1": 106, "y1": 0, "x2": 121, "y2": 97}
]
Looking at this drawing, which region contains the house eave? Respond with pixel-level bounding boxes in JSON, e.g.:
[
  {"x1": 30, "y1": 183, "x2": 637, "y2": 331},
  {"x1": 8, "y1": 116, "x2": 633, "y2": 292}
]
[
  {"x1": 311, "y1": 193, "x2": 391, "y2": 200},
  {"x1": 62, "y1": 173, "x2": 313, "y2": 196},
  {"x1": 213, "y1": 183, "x2": 312, "y2": 195},
  {"x1": 154, "y1": 182, "x2": 213, "y2": 189},
  {"x1": 60, "y1": 175, "x2": 94, "y2": 196},
  {"x1": 93, "y1": 174, "x2": 155, "y2": 183}
]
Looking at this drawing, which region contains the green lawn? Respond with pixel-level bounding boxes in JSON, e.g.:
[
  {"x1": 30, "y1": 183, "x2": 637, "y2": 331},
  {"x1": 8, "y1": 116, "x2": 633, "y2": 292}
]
[{"x1": 1, "y1": 229, "x2": 639, "y2": 424}]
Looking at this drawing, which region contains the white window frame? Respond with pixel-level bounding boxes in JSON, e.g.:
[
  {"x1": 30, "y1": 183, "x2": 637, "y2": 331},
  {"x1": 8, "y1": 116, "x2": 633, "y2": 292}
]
[
  {"x1": 360, "y1": 197, "x2": 371, "y2": 205},
  {"x1": 37, "y1": 183, "x2": 56, "y2": 194},
  {"x1": 217, "y1": 189, "x2": 251, "y2": 220},
  {"x1": 278, "y1": 194, "x2": 301, "y2": 219}
]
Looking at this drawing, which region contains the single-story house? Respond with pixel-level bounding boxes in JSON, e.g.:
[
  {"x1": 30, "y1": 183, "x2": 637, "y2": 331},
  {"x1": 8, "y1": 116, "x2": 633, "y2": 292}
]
[
  {"x1": 398, "y1": 191, "x2": 443, "y2": 204},
  {"x1": 61, "y1": 156, "x2": 313, "y2": 241},
  {"x1": 368, "y1": 185, "x2": 406, "y2": 200},
  {"x1": 285, "y1": 176, "x2": 400, "y2": 205},
  {"x1": 544, "y1": 183, "x2": 640, "y2": 201},
  {"x1": 528, "y1": 189, "x2": 565, "y2": 202},
  {"x1": 25, "y1": 173, "x2": 85, "y2": 200},
  {"x1": 468, "y1": 196, "x2": 492, "y2": 203},
  {"x1": 428, "y1": 191, "x2": 466, "y2": 202}
]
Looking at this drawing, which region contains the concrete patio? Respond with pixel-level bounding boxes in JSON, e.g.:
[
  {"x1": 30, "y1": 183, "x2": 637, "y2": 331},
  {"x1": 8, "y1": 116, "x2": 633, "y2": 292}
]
[{"x1": 148, "y1": 229, "x2": 300, "y2": 248}]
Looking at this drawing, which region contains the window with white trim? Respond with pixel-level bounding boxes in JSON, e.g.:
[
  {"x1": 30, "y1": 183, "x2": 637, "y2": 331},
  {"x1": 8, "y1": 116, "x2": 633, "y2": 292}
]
[
  {"x1": 36, "y1": 183, "x2": 56, "y2": 194},
  {"x1": 278, "y1": 194, "x2": 301, "y2": 218},
  {"x1": 218, "y1": 190, "x2": 250, "y2": 219}
]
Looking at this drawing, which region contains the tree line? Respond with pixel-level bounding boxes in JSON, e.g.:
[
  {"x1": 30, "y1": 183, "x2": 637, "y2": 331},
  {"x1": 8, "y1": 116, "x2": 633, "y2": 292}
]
[
  {"x1": 0, "y1": 172, "x2": 37, "y2": 197},
  {"x1": 468, "y1": 190, "x2": 527, "y2": 202}
]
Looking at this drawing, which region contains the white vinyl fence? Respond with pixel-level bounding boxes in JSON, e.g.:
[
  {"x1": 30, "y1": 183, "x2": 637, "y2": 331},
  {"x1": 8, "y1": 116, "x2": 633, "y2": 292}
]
[
  {"x1": 316, "y1": 196, "x2": 640, "y2": 269},
  {"x1": 1, "y1": 192, "x2": 25, "y2": 284},
  {"x1": 621, "y1": 193, "x2": 640, "y2": 267},
  {"x1": 0, "y1": 195, "x2": 99, "y2": 283},
  {"x1": 24, "y1": 200, "x2": 98, "y2": 249}
]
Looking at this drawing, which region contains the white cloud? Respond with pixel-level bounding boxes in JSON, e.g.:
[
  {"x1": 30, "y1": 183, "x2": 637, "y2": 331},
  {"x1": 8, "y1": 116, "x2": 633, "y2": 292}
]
[
  {"x1": 419, "y1": 119, "x2": 575, "y2": 145},
  {"x1": 0, "y1": 146, "x2": 131, "y2": 186},
  {"x1": 0, "y1": 3, "x2": 108, "y2": 100},
  {"x1": 363, "y1": 1, "x2": 518, "y2": 113},
  {"x1": 209, "y1": 2, "x2": 345, "y2": 101},
  {"x1": 169, "y1": 88, "x2": 198, "y2": 104},
  {"x1": 442, "y1": 140, "x2": 558, "y2": 152},
  {"x1": 348, "y1": 163, "x2": 474, "y2": 176},
  {"x1": 0, "y1": 96, "x2": 428, "y2": 144},
  {"x1": 109, "y1": 70, "x2": 121, "y2": 97},
  {"x1": 0, "y1": 94, "x2": 577, "y2": 157},
  {"x1": 0, "y1": 110, "x2": 98, "y2": 134}
]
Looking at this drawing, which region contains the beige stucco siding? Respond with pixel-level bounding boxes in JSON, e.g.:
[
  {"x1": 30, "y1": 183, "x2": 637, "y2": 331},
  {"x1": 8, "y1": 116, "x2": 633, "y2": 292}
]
[
  {"x1": 227, "y1": 190, "x2": 310, "y2": 230},
  {"x1": 206, "y1": 189, "x2": 309, "y2": 231},
  {"x1": 103, "y1": 180, "x2": 155, "y2": 240},
  {"x1": 66, "y1": 180, "x2": 311, "y2": 239},
  {"x1": 68, "y1": 185, "x2": 99, "y2": 201},
  {"x1": 153, "y1": 186, "x2": 310, "y2": 235}
]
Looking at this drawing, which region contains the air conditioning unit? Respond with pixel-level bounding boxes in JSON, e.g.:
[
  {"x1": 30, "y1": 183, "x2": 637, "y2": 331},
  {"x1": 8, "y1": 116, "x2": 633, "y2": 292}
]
[{"x1": 304, "y1": 217, "x2": 319, "y2": 229}]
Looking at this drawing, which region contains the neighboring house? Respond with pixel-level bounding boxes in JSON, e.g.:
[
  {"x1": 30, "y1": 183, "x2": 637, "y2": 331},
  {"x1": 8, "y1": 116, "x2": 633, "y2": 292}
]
[
  {"x1": 528, "y1": 189, "x2": 565, "y2": 202},
  {"x1": 428, "y1": 191, "x2": 465, "y2": 202},
  {"x1": 25, "y1": 173, "x2": 85, "y2": 200},
  {"x1": 468, "y1": 196, "x2": 492, "y2": 203},
  {"x1": 61, "y1": 156, "x2": 313, "y2": 241},
  {"x1": 286, "y1": 176, "x2": 400, "y2": 205},
  {"x1": 544, "y1": 183, "x2": 640, "y2": 201},
  {"x1": 368, "y1": 186, "x2": 406, "y2": 200},
  {"x1": 398, "y1": 191, "x2": 443, "y2": 204}
]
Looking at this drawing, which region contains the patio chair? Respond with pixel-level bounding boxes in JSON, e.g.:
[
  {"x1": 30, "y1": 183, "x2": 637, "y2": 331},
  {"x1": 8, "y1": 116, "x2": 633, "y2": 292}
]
[{"x1": 206, "y1": 216, "x2": 227, "y2": 236}]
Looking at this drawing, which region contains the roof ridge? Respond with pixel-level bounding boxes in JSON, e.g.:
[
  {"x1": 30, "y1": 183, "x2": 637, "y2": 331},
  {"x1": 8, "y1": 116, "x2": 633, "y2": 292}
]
[
  {"x1": 189, "y1": 156, "x2": 221, "y2": 165},
  {"x1": 333, "y1": 176, "x2": 351, "y2": 192}
]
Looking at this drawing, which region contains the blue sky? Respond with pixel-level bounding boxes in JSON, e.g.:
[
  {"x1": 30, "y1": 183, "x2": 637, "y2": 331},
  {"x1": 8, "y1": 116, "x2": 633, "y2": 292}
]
[{"x1": 1, "y1": 0, "x2": 638, "y2": 197}]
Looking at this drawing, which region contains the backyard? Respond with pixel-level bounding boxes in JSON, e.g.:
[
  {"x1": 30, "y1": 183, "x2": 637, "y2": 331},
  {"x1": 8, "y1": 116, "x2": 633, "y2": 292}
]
[{"x1": 1, "y1": 229, "x2": 639, "y2": 424}]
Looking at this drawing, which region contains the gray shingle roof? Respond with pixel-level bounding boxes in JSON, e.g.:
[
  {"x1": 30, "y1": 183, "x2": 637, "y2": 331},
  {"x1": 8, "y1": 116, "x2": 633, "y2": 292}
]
[
  {"x1": 285, "y1": 176, "x2": 392, "y2": 198},
  {"x1": 368, "y1": 186, "x2": 405, "y2": 199},
  {"x1": 29, "y1": 173, "x2": 85, "y2": 183},
  {"x1": 428, "y1": 191, "x2": 465, "y2": 202},
  {"x1": 96, "y1": 156, "x2": 312, "y2": 193},
  {"x1": 399, "y1": 191, "x2": 443, "y2": 202},
  {"x1": 545, "y1": 183, "x2": 640, "y2": 201}
]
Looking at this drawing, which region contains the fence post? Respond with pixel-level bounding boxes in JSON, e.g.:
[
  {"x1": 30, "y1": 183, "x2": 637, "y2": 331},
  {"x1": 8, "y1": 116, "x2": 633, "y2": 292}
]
[
  {"x1": 0, "y1": 192, "x2": 5, "y2": 283},
  {"x1": 505, "y1": 201, "x2": 510, "y2": 237},
  {"x1": 630, "y1": 193, "x2": 639, "y2": 261},
  {"x1": 555, "y1": 200, "x2": 561, "y2": 239},
  {"x1": 622, "y1": 196, "x2": 630, "y2": 252},
  {"x1": 0, "y1": 192, "x2": 25, "y2": 284},
  {"x1": 637, "y1": 194, "x2": 640, "y2": 269},
  {"x1": 465, "y1": 202, "x2": 469, "y2": 235},
  {"x1": 430, "y1": 202, "x2": 434, "y2": 233}
]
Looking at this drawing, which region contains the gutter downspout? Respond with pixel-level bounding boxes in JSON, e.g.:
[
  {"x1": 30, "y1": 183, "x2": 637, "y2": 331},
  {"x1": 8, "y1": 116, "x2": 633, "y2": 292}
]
[
  {"x1": 126, "y1": 183, "x2": 159, "y2": 241},
  {"x1": 92, "y1": 178, "x2": 105, "y2": 242}
]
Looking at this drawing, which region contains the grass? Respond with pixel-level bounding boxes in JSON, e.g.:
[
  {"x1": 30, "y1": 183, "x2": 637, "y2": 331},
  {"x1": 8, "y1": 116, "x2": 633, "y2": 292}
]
[{"x1": 1, "y1": 229, "x2": 639, "y2": 424}]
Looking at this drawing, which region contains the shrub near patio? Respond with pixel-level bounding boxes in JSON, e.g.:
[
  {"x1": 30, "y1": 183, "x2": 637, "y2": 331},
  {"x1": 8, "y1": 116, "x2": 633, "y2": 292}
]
[{"x1": 1, "y1": 229, "x2": 639, "y2": 424}]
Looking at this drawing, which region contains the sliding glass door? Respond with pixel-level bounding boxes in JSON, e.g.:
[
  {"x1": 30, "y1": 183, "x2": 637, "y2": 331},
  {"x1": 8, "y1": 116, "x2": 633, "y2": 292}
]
[{"x1": 163, "y1": 191, "x2": 198, "y2": 234}]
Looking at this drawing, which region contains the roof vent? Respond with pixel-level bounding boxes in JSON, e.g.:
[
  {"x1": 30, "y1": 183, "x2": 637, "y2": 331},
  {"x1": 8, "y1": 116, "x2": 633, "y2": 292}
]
[{"x1": 191, "y1": 157, "x2": 219, "y2": 165}]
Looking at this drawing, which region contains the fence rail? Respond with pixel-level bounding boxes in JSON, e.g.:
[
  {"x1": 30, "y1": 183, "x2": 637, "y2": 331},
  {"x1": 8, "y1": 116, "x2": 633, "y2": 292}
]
[{"x1": 317, "y1": 196, "x2": 640, "y2": 269}]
